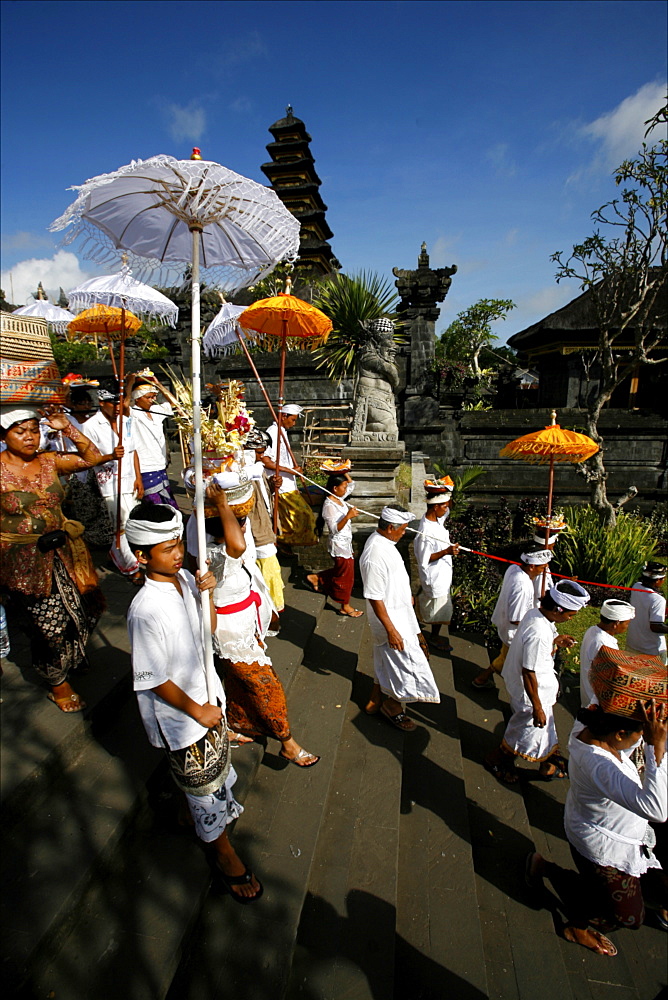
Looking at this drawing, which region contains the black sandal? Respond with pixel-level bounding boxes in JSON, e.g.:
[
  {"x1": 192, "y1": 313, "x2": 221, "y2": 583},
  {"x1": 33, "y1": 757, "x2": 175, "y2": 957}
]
[
  {"x1": 214, "y1": 865, "x2": 264, "y2": 905},
  {"x1": 483, "y1": 757, "x2": 520, "y2": 785}
]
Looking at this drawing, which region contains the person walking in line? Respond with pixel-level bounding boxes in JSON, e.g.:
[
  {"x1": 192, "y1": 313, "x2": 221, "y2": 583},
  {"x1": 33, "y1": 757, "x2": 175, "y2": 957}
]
[
  {"x1": 413, "y1": 488, "x2": 459, "y2": 651},
  {"x1": 306, "y1": 472, "x2": 363, "y2": 618},
  {"x1": 126, "y1": 371, "x2": 180, "y2": 509},
  {"x1": 360, "y1": 504, "x2": 439, "y2": 731},
  {"x1": 626, "y1": 562, "x2": 667, "y2": 666},
  {"x1": 262, "y1": 404, "x2": 317, "y2": 547}
]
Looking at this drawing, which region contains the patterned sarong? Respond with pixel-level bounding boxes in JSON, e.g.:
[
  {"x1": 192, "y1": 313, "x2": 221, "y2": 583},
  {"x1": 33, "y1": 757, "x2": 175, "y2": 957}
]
[
  {"x1": 164, "y1": 720, "x2": 231, "y2": 796},
  {"x1": 141, "y1": 469, "x2": 178, "y2": 509},
  {"x1": 277, "y1": 490, "x2": 317, "y2": 546},
  {"x1": 223, "y1": 659, "x2": 292, "y2": 741}
]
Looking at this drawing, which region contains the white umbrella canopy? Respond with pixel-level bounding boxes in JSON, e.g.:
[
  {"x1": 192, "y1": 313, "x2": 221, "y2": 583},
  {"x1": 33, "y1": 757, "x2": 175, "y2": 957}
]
[
  {"x1": 67, "y1": 263, "x2": 178, "y2": 326},
  {"x1": 202, "y1": 302, "x2": 246, "y2": 356},
  {"x1": 12, "y1": 299, "x2": 76, "y2": 334},
  {"x1": 51, "y1": 151, "x2": 299, "y2": 701}
]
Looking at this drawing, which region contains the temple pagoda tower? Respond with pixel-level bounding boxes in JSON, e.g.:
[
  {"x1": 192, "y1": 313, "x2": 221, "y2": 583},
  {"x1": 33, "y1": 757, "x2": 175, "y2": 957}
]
[{"x1": 261, "y1": 106, "x2": 339, "y2": 275}]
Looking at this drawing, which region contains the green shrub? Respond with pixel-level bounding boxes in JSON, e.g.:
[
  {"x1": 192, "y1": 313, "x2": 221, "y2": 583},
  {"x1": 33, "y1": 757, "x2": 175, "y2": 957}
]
[
  {"x1": 552, "y1": 506, "x2": 658, "y2": 588},
  {"x1": 49, "y1": 334, "x2": 97, "y2": 375}
]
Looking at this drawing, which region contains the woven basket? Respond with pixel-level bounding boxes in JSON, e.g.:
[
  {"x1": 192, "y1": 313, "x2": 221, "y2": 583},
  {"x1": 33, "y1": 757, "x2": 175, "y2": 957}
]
[
  {"x1": 0, "y1": 311, "x2": 64, "y2": 404},
  {"x1": 590, "y1": 645, "x2": 667, "y2": 721}
]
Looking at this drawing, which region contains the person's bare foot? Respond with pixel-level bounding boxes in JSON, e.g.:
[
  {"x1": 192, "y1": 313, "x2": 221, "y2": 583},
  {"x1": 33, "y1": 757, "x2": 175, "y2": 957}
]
[
  {"x1": 364, "y1": 683, "x2": 382, "y2": 715},
  {"x1": 280, "y1": 736, "x2": 319, "y2": 766},
  {"x1": 339, "y1": 604, "x2": 363, "y2": 618},
  {"x1": 214, "y1": 836, "x2": 261, "y2": 900},
  {"x1": 306, "y1": 574, "x2": 320, "y2": 593},
  {"x1": 563, "y1": 926, "x2": 617, "y2": 956}
]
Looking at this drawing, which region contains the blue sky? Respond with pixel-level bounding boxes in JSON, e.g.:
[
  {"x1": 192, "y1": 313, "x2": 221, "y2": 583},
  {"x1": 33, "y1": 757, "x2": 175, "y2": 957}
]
[{"x1": 1, "y1": 0, "x2": 666, "y2": 342}]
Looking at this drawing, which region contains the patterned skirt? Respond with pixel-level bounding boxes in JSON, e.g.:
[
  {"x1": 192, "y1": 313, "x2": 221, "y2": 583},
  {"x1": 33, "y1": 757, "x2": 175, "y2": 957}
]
[
  {"x1": 164, "y1": 720, "x2": 231, "y2": 797},
  {"x1": 66, "y1": 470, "x2": 114, "y2": 548},
  {"x1": 14, "y1": 553, "x2": 104, "y2": 686},
  {"x1": 223, "y1": 658, "x2": 292, "y2": 741}
]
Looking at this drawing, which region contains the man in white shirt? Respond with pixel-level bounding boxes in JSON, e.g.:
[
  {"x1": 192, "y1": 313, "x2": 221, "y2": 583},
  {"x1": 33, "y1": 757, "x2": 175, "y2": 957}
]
[
  {"x1": 126, "y1": 502, "x2": 262, "y2": 902},
  {"x1": 84, "y1": 381, "x2": 143, "y2": 583},
  {"x1": 125, "y1": 372, "x2": 179, "y2": 509},
  {"x1": 413, "y1": 490, "x2": 459, "y2": 651},
  {"x1": 360, "y1": 504, "x2": 439, "y2": 731},
  {"x1": 472, "y1": 543, "x2": 553, "y2": 689},
  {"x1": 484, "y1": 580, "x2": 589, "y2": 783},
  {"x1": 579, "y1": 599, "x2": 636, "y2": 707},
  {"x1": 261, "y1": 403, "x2": 317, "y2": 546},
  {"x1": 626, "y1": 562, "x2": 667, "y2": 665}
]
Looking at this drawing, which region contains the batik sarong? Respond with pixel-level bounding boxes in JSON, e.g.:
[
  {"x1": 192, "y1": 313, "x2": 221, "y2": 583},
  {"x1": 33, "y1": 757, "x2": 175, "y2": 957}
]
[
  {"x1": 141, "y1": 469, "x2": 178, "y2": 509},
  {"x1": 316, "y1": 556, "x2": 355, "y2": 604},
  {"x1": 16, "y1": 552, "x2": 104, "y2": 686},
  {"x1": 222, "y1": 659, "x2": 292, "y2": 741},
  {"x1": 66, "y1": 470, "x2": 114, "y2": 547},
  {"x1": 164, "y1": 720, "x2": 231, "y2": 795},
  {"x1": 277, "y1": 490, "x2": 317, "y2": 546}
]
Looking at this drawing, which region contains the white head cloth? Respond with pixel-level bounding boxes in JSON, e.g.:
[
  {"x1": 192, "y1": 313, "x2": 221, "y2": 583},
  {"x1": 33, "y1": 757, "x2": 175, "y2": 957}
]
[
  {"x1": 426, "y1": 493, "x2": 451, "y2": 505},
  {"x1": 549, "y1": 580, "x2": 590, "y2": 611},
  {"x1": 125, "y1": 506, "x2": 183, "y2": 548},
  {"x1": 0, "y1": 406, "x2": 40, "y2": 430},
  {"x1": 380, "y1": 506, "x2": 414, "y2": 525},
  {"x1": 642, "y1": 563, "x2": 667, "y2": 580},
  {"x1": 132, "y1": 384, "x2": 157, "y2": 401},
  {"x1": 533, "y1": 532, "x2": 560, "y2": 545},
  {"x1": 211, "y1": 470, "x2": 254, "y2": 505},
  {"x1": 521, "y1": 549, "x2": 553, "y2": 565},
  {"x1": 601, "y1": 599, "x2": 636, "y2": 622},
  {"x1": 279, "y1": 403, "x2": 303, "y2": 416}
]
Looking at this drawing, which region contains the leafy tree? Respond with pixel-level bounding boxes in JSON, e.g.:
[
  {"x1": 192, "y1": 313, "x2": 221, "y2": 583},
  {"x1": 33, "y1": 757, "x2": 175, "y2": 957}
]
[
  {"x1": 49, "y1": 333, "x2": 97, "y2": 375},
  {"x1": 551, "y1": 102, "x2": 667, "y2": 527},
  {"x1": 437, "y1": 298, "x2": 516, "y2": 372},
  {"x1": 311, "y1": 271, "x2": 399, "y2": 382}
]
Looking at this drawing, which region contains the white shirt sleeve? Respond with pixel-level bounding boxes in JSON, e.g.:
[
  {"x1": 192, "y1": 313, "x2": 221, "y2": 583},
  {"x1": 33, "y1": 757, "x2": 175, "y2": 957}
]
[
  {"x1": 362, "y1": 556, "x2": 389, "y2": 601},
  {"x1": 521, "y1": 627, "x2": 554, "y2": 673},
  {"x1": 591, "y1": 745, "x2": 667, "y2": 823},
  {"x1": 649, "y1": 592, "x2": 666, "y2": 624},
  {"x1": 128, "y1": 615, "x2": 171, "y2": 690},
  {"x1": 506, "y1": 574, "x2": 532, "y2": 624}
]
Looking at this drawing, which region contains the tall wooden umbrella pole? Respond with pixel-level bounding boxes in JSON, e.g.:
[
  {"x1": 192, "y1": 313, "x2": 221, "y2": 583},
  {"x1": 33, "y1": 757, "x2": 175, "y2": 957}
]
[
  {"x1": 189, "y1": 226, "x2": 217, "y2": 702},
  {"x1": 273, "y1": 322, "x2": 288, "y2": 534}
]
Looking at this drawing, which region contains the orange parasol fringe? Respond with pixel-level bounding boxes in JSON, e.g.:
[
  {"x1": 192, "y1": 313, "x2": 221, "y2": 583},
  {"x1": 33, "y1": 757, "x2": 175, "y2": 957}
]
[{"x1": 499, "y1": 423, "x2": 598, "y2": 465}]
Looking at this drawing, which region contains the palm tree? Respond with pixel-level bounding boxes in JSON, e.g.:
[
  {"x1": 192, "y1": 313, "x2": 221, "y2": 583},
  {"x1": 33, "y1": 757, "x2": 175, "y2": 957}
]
[{"x1": 312, "y1": 271, "x2": 400, "y2": 382}]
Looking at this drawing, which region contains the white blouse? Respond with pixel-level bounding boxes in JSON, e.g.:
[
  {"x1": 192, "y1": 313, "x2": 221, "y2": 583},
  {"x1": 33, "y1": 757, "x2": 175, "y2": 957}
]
[
  {"x1": 579, "y1": 626, "x2": 618, "y2": 707},
  {"x1": 322, "y1": 495, "x2": 353, "y2": 559},
  {"x1": 565, "y1": 733, "x2": 666, "y2": 876},
  {"x1": 413, "y1": 513, "x2": 452, "y2": 599}
]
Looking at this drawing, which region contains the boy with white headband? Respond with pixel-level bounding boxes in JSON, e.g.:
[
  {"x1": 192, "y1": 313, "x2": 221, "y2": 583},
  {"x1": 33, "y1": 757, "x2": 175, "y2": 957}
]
[
  {"x1": 125, "y1": 372, "x2": 179, "y2": 509},
  {"x1": 360, "y1": 504, "x2": 440, "y2": 731},
  {"x1": 126, "y1": 501, "x2": 262, "y2": 903},
  {"x1": 472, "y1": 542, "x2": 553, "y2": 690},
  {"x1": 485, "y1": 580, "x2": 589, "y2": 783},
  {"x1": 626, "y1": 562, "x2": 667, "y2": 665},
  {"x1": 579, "y1": 599, "x2": 636, "y2": 707},
  {"x1": 413, "y1": 488, "x2": 459, "y2": 651}
]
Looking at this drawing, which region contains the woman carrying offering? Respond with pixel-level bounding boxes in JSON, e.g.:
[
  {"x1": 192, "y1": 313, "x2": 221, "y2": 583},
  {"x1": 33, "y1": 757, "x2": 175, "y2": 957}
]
[
  {"x1": 306, "y1": 473, "x2": 363, "y2": 618},
  {"x1": 205, "y1": 477, "x2": 320, "y2": 768},
  {"x1": 0, "y1": 405, "x2": 114, "y2": 711},
  {"x1": 526, "y1": 700, "x2": 667, "y2": 955},
  {"x1": 413, "y1": 485, "x2": 459, "y2": 651}
]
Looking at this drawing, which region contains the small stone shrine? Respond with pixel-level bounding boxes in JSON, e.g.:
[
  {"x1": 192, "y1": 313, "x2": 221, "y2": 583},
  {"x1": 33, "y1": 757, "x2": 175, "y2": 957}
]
[
  {"x1": 393, "y1": 243, "x2": 457, "y2": 424},
  {"x1": 344, "y1": 318, "x2": 405, "y2": 519}
]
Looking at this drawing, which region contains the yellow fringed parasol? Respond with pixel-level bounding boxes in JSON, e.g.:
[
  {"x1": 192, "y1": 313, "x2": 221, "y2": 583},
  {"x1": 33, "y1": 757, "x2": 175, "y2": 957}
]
[
  {"x1": 239, "y1": 280, "x2": 333, "y2": 530},
  {"x1": 500, "y1": 410, "x2": 598, "y2": 592}
]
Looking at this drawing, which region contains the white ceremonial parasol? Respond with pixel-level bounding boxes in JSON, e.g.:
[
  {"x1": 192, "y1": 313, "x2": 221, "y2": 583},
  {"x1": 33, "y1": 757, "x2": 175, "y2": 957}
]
[
  {"x1": 202, "y1": 301, "x2": 246, "y2": 356},
  {"x1": 13, "y1": 298, "x2": 76, "y2": 335},
  {"x1": 67, "y1": 261, "x2": 179, "y2": 327},
  {"x1": 51, "y1": 150, "x2": 300, "y2": 701}
]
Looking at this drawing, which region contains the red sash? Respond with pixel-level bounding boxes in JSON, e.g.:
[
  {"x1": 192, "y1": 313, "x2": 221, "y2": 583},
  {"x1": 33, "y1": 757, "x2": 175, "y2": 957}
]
[{"x1": 215, "y1": 590, "x2": 262, "y2": 629}]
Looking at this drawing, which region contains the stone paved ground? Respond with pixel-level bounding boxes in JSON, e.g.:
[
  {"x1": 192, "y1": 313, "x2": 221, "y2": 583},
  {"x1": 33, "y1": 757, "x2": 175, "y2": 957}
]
[{"x1": 1, "y1": 518, "x2": 666, "y2": 999}]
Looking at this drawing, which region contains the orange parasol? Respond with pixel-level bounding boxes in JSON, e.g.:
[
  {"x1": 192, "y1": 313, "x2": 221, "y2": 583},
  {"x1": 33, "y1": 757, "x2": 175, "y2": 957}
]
[
  {"x1": 68, "y1": 304, "x2": 142, "y2": 545},
  {"x1": 500, "y1": 410, "x2": 598, "y2": 593},
  {"x1": 239, "y1": 280, "x2": 333, "y2": 530}
]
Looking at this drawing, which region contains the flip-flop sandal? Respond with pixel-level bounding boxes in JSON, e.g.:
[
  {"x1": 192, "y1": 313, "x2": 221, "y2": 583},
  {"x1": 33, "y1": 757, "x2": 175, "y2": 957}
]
[
  {"x1": 279, "y1": 748, "x2": 320, "y2": 768},
  {"x1": 563, "y1": 926, "x2": 617, "y2": 956},
  {"x1": 540, "y1": 757, "x2": 569, "y2": 781},
  {"x1": 337, "y1": 609, "x2": 364, "y2": 618},
  {"x1": 215, "y1": 865, "x2": 264, "y2": 905},
  {"x1": 47, "y1": 691, "x2": 86, "y2": 713},
  {"x1": 305, "y1": 579, "x2": 320, "y2": 594},
  {"x1": 483, "y1": 757, "x2": 520, "y2": 785},
  {"x1": 471, "y1": 676, "x2": 496, "y2": 690},
  {"x1": 380, "y1": 706, "x2": 416, "y2": 731}
]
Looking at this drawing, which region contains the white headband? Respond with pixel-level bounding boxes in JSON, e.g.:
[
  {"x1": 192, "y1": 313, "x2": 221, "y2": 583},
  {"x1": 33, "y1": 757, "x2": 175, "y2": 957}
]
[
  {"x1": 125, "y1": 506, "x2": 183, "y2": 548},
  {"x1": 642, "y1": 565, "x2": 667, "y2": 580},
  {"x1": 0, "y1": 406, "x2": 40, "y2": 430},
  {"x1": 426, "y1": 494, "x2": 451, "y2": 505},
  {"x1": 381, "y1": 506, "x2": 414, "y2": 525},
  {"x1": 521, "y1": 549, "x2": 553, "y2": 565},
  {"x1": 533, "y1": 533, "x2": 560, "y2": 545},
  {"x1": 132, "y1": 384, "x2": 157, "y2": 400},
  {"x1": 601, "y1": 599, "x2": 636, "y2": 622},
  {"x1": 549, "y1": 581, "x2": 590, "y2": 611},
  {"x1": 280, "y1": 404, "x2": 303, "y2": 416}
]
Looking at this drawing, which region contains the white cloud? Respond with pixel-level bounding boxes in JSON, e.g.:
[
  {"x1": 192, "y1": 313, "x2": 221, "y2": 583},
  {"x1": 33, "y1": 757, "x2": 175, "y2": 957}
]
[
  {"x1": 1, "y1": 231, "x2": 55, "y2": 254},
  {"x1": 165, "y1": 101, "x2": 206, "y2": 143},
  {"x1": 230, "y1": 96, "x2": 253, "y2": 114},
  {"x1": 429, "y1": 234, "x2": 462, "y2": 267},
  {"x1": 1, "y1": 250, "x2": 92, "y2": 306},
  {"x1": 486, "y1": 142, "x2": 517, "y2": 178},
  {"x1": 521, "y1": 284, "x2": 573, "y2": 320},
  {"x1": 579, "y1": 81, "x2": 666, "y2": 173}
]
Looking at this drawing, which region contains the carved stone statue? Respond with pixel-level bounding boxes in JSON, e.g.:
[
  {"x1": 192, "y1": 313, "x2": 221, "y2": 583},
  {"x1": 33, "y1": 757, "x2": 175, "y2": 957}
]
[{"x1": 351, "y1": 317, "x2": 400, "y2": 443}]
